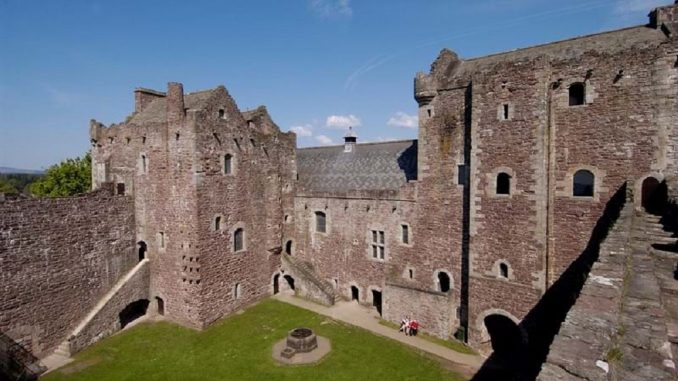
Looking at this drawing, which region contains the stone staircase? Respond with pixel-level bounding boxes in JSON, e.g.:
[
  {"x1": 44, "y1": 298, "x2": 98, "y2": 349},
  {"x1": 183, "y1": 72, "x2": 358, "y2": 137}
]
[
  {"x1": 41, "y1": 258, "x2": 149, "y2": 372},
  {"x1": 281, "y1": 254, "x2": 338, "y2": 306}
]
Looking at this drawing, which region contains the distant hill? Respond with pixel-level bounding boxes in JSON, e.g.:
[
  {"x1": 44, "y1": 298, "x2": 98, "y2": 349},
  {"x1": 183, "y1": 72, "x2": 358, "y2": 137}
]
[{"x1": 0, "y1": 167, "x2": 44, "y2": 175}]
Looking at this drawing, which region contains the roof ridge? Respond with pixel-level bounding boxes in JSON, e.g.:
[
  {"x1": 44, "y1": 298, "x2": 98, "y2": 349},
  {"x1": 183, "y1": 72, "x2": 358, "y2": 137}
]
[{"x1": 298, "y1": 139, "x2": 417, "y2": 151}]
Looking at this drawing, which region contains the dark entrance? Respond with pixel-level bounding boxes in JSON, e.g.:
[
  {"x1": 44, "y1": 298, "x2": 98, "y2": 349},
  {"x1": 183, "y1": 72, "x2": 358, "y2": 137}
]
[
  {"x1": 351, "y1": 286, "x2": 359, "y2": 301},
  {"x1": 119, "y1": 299, "x2": 149, "y2": 328},
  {"x1": 116, "y1": 183, "x2": 125, "y2": 195},
  {"x1": 273, "y1": 274, "x2": 280, "y2": 294},
  {"x1": 285, "y1": 240, "x2": 293, "y2": 255},
  {"x1": 484, "y1": 314, "x2": 525, "y2": 358},
  {"x1": 642, "y1": 177, "x2": 667, "y2": 215},
  {"x1": 138, "y1": 241, "x2": 147, "y2": 262},
  {"x1": 156, "y1": 296, "x2": 164, "y2": 316},
  {"x1": 371, "y1": 290, "x2": 382, "y2": 315},
  {"x1": 284, "y1": 275, "x2": 295, "y2": 290}
]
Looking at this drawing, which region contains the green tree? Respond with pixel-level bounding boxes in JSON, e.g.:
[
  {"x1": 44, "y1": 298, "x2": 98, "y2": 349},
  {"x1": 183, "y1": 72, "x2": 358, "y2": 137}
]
[
  {"x1": 30, "y1": 153, "x2": 91, "y2": 197},
  {"x1": 0, "y1": 178, "x2": 18, "y2": 193}
]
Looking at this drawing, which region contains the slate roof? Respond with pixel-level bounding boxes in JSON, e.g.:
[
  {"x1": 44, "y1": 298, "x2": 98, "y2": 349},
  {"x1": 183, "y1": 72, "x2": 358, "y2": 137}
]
[
  {"x1": 296, "y1": 140, "x2": 417, "y2": 193},
  {"x1": 128, "y1": 89, "x2": 217, "y2": 125}
]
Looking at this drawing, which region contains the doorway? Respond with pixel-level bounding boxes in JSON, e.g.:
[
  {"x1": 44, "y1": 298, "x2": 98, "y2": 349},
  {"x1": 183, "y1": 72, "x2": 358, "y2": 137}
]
[
  {"x1": 138, "y1": 241, "x2": 147, "y2": 262},
  {"x1": 371, "y1": 290, "x2": 382, "y2": 316},
  {"x1": 273, "y1": 274, "x2": 280, "y2": 294},
  {"x1": 351, "y1": 286, "x2": 359, "y2": 302},
  {"x1": 642, "y1": 177, "x2": 667, "y2": 215},
  {"x1": 156, "y1": 296, "x2": 165, "y2": 316}
]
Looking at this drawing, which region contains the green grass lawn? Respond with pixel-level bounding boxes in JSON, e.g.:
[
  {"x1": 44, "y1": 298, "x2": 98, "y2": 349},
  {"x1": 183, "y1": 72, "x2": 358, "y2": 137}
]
[{"x1": 43, "y1": 299, "x2": 466, "y2": 381}]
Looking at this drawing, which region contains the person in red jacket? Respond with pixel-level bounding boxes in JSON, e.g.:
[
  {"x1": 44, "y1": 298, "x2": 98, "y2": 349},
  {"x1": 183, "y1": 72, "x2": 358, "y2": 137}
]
[{"x1": 409, "y1": 319, "x2": 419, "y2": 336}]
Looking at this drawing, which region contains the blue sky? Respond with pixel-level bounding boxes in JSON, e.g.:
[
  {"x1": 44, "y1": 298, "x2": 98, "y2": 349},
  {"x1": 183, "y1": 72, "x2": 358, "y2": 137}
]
[{"x1": 0, "y1": 0, "x2": 670, "y2": 169}]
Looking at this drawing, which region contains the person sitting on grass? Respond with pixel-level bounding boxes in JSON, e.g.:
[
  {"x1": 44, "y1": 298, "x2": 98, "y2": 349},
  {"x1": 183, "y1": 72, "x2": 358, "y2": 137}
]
[
  {"x1": 409, "y1": 319, "x2": 419, "y2": 336},
  {"x1": 399, "y1": 316, "x2": 410, "y2": 334}
]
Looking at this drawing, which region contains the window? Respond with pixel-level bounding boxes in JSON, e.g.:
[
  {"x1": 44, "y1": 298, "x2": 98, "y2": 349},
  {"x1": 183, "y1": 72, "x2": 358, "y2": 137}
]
[
  {"x1": 401, "y1": 225, "x2": 410, "y2": 244},
  {"x1": 500, "y1": 263, "x2": 509, "y2": 279},
  {"x1": 233, "y1": 283, "x2": 242, "y2": 299},
  {"x1": 218, "y1": 109, "x2": 225, "y2": 119},
  {"x1": 116, "y1": 183, "x2": 125, "y2": 195},
  {"x1": 224, "y1": 154, "x2": 232, "y2": 175},
  {"x1": 158, "y1": 232, "x2": 165, "y2": 249},
  {"x1": 285, "y1": 240, "x2": 293, "y2": 255},
  {"x1": 569, "y1": 83, "x2": 585, "y2": 106},
  {"x1": 438, "y1": 272, "x2": 451, "y2": 292},
  {"x1": 408, "y1": 268, "x2": 414, "y2": 279},
  {"x1": 496, "y1": 173, "x2": 511, "y2": 195},
  {"x1": 315, "y1": 211, "x2": 326, "y2": 233},
  {"x1": 502, "y1": 104, "x2": 509, "y2": 120},
  {"x1": 371, "y1": 230, "x2": 385, "y2": 260},
  {"x1": 573, "y1": 170, "x2": 594, "y2": 197},
  {"x1": 457, "y1": 164, "x2": 468, "y2": 186},
  {"x1": 141, "y1": 154, "x2": 148, "y2": 174},
  {"x1": 214, "y1": 216, "x2": 221, "y2": 231},
  {"x1": 233, "y1": 228, "x2": 244, "y2": 252}
]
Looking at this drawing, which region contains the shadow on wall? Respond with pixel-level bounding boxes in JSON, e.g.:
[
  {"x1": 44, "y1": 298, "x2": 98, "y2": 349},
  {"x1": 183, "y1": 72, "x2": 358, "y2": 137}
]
[
  {"x1": 471, "y1": 182, "x2": 628, "y2": 381},
  {"x1": 0, "y1": 331, "x2": 44, "y2": 381},
  {"x1": 397, "y1": 141, "x2": 418, "y2": 182}
]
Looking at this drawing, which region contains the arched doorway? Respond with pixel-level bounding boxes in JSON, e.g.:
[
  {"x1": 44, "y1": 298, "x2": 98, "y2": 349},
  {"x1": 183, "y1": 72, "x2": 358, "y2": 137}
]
[
  {"x1": 283, "y1": 275, "x2": 295, "y2": 290},
  {"x1": 642, "y1": 177, "x2": 667, "y2": 215},
  {"x1": 484, "y1": 314, "x2": 525, "y2": 358},
  {"x1": 119, "y1": 299, "x2": 149, "y2": 328},
  {"x1": 155, "y1": 297, "x2": 164, "y2": 316},
  {"x1": 351, "y1": 286, "x2": 359, "y2": 302},
  {"x1": 273, "y1": 274, "x2": 280, "y2": 294},
  {"x1": 138, "y1": 241, "x2": 147, "y2": 262}
]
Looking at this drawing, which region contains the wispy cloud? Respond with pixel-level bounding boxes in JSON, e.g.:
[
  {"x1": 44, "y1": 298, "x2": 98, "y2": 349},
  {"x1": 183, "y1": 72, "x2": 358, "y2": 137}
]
[
  {"x1": 289, "y1": 124, "x2": 313, "y2": 137},
  {"x1": 43, "y1": 85, "x2": 79, "y2": 107},
  {"x1": 387, "y1": 112, "x2": 418, "y2": 129},
  {"x1": 344, "y1": 1, "x2": 618, "y2": 90},
  {"x1": 315, "y1": 135, "x2": 334, "y2": 145},
  {"x1": 613, "y1": 0, "x2": 667, "y2": 16},
  {"x1": 309, "y1": 0, "x2": 352, "y2": 18},
  {"x1": 326, "y1": 114, "x2": 361, "y2": 129}
]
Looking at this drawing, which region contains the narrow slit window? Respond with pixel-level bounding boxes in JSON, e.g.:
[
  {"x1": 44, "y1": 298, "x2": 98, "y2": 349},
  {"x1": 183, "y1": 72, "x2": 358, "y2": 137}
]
[
  {"x1": 214, "y1": 216, "x2": 221, "y2": 231},
  {"x1": 502, "y1": 104, "x2": 509, "y2": 120},
  {"x1": 141, "y1": 154, "x2": 148, "y2": 174},
  {"x1": 315, "y1": 211, "x2": 326, "y2": 233},
  {"x1": 224, "y1": 154, "x2": 232, "y2": 175},
  {"x1": 401, "y1": 225, "x2": 409, "y2": 244},
  {"x1": 233, "y1": 228, "x2": 244, "y2": 252}
]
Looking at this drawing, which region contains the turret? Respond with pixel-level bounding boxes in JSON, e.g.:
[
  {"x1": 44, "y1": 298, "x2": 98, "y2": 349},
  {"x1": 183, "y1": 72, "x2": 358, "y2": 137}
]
[{"x1": 414, "y1": 72, "x2": 437, "y2": 106}]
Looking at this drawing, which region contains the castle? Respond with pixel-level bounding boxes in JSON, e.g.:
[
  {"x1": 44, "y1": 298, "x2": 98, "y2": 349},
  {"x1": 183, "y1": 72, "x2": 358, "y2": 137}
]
[{"x1": 1, "y1": 1, "x2": 678, "y2": 379}]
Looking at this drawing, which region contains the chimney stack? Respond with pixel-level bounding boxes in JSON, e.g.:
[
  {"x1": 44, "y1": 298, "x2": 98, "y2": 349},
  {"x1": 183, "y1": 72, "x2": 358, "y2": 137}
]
[{"x1": 167, "y1": 82, "x2": 185, "y2": 125}]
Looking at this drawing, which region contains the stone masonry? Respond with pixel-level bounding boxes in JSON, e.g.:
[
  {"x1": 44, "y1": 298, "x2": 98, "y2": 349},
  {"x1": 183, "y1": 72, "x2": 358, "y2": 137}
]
[{"x1": 0, "y1": 3, "x2": 677, "y2": 380}]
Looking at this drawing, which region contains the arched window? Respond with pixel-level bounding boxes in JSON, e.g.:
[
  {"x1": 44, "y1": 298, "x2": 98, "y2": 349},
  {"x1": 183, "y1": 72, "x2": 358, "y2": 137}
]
[
  {"x1": 569, "y1": 83, "x2": 585, "y2": 106},
  {"x1": 496, "y1": 173, "x2": 511, "y2": 195},
  {"x1": 233, "y1": 228, "x2": 244, "y2": 252},
  {"x1": 224, "y1": 154, "x2": 232, "y2": 175},
  {"x1": 499, "y1": 263, "x2": 509, "y2": 278},
  {"x1": 437, "y1": 272, "x2": 451, "y2": 293},
  {"x1": 573, "y1": 170, "x2": 594, "y2": 197},
  {"x1": 315, "y1": 211, "x2": 326, "y2": 233},
  {"x1": 285, "y1": 240, "x2": 293, "y2": 255}
]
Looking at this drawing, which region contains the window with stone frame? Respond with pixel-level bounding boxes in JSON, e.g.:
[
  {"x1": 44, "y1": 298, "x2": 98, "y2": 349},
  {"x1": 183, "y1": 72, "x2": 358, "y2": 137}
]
[
  {"x1": 233, "y1": 228, "x2": 244, "y2": 252},
  {"x1": 224, "y1": 154, "x2": 233, "y2": 175},
  {"x1": 573, "y1": 170, "x2": 594, "y2": 197},
  {"x1": 499, "y1": 263, "x2": 509, "y2": 278},
  {"x1": 569, "y1": 82, "x2": 585, "y2": 106},
  {"x1": 371, "y1": 230, "x2": 385, "y2": 260},
  {"x1": 315, "y1": 211, "x2": 326, "y2": 233},
  {"x1": 496, "y1": 172, "x2": 511, "y2": 195},
  {"x1": 401, "y1": 224, "x2": 410, "y2": 244}
]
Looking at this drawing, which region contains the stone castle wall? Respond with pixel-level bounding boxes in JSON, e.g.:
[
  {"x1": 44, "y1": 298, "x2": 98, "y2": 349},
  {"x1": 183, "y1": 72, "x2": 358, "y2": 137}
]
[{"x1": 0, "y1": 184, "x2": 136, "y2": 357}]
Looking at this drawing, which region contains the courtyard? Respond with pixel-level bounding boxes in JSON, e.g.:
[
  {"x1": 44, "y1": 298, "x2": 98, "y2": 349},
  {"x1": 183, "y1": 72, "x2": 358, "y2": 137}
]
[{"x1": 41, "y1": 299, "x2": 466, "y2": 381}]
